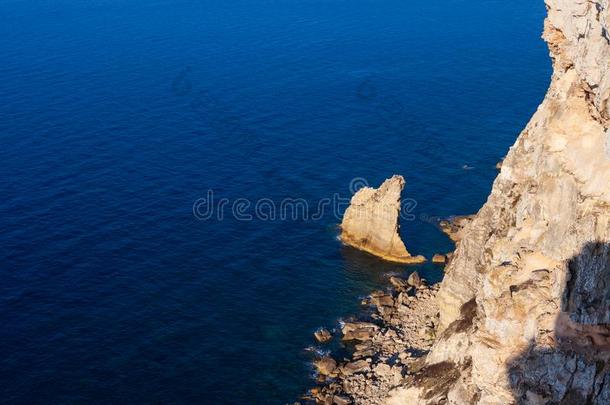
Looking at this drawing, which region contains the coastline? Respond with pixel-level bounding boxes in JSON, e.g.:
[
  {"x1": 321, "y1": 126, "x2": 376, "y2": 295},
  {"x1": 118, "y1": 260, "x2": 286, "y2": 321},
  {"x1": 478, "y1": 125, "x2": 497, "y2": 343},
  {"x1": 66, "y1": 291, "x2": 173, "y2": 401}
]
[
  {"x1": 302, "y1": 280, "x2": 441, "y2": 405},
  {"x1": 298, "y1": 217, "x2": 465, "y2": 404}
]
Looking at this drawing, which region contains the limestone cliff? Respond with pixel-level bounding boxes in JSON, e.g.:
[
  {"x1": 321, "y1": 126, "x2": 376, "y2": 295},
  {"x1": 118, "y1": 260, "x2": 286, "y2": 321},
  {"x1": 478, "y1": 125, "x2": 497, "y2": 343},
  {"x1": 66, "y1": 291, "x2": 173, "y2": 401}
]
[
  {"x1": 389, "y1": 1, "x2": 610, "y2": 403},
  {"x1": 341, "y1": 175, "x2": 425, "y2": 264}
]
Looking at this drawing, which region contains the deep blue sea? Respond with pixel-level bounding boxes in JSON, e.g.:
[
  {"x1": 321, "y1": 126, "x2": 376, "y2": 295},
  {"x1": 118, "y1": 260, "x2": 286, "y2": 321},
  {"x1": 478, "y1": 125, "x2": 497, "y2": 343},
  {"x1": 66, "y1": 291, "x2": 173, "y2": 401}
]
[{"x1": 0, "y1": 0, "x2": 550, "y2": 403}]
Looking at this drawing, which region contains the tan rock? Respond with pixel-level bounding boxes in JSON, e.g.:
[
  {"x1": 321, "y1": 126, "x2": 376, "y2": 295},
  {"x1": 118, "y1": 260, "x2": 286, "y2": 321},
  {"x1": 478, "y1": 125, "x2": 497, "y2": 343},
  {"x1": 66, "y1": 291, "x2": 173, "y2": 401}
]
[
  {"x1": 303, "y1": 283, "x2": 440, "y2": 404},
  {"x1": 389, "y1": 276, "x2": 410, "y2": 290},
  {"x1": 373, "y1": 363, "x2": 392, "y2": 377},
  {"x1": 314, "y1": 357, "x2": 337, "y2": 376},
  {"x1": 340, "y1": 175, "x2": 426, "y2": 264},
  {"x1": 407, "y1": 271, "x2": 423, "y2": 288},
  {"x1": 341, "y1": 322, "x2": 379, "y2": 341},
  {"x1": 371, "y1": 293, "x2": 394, "y2": 308},
  {"x1": 438, "y1": 215, "x2": 475, "y2": 243},
  {"x1": 341, "y1": 360, "x2": 370, "y2": 375},
  {"x1": 332, "y1": 395, "x2": 351, "y2": 405},
  {"x1": 314, "y1": 328, "x2": 333, "y2": 343},
  {"x1": 432, "y1": 254, "x2": 447, "y2": 264}
]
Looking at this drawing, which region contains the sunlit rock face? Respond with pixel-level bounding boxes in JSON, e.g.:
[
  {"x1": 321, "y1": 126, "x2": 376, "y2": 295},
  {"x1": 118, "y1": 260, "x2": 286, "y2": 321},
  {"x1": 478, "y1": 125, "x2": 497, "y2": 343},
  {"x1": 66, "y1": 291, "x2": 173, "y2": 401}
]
[
  {"x1": 340, "y1": 175, "x2": 425, "y2": 264},
  {"x1": 388, "y1": 1, "x2": 610, "y2": 403}
]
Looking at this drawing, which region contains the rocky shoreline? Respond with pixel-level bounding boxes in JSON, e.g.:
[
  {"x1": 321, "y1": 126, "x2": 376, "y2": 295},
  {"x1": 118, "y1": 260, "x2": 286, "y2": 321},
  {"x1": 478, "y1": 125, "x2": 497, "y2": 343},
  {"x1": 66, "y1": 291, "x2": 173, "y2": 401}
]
[
  {"x1": 295, "y1": 217, "x2": 465, "y2": 405},
  {"x1": 297, "y1": 0, "x2": 610, "y2": 402},
  {"x1": 301, "y1": 275, "x2": 440, "y2": 405}
]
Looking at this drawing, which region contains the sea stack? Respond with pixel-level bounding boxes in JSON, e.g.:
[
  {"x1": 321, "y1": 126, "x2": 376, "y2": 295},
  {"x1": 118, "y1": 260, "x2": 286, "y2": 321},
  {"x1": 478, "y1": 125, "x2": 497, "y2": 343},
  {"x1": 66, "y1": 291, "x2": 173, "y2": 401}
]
[{"x1": 340, "y1": 175, "x2": 425, "y2": 264}]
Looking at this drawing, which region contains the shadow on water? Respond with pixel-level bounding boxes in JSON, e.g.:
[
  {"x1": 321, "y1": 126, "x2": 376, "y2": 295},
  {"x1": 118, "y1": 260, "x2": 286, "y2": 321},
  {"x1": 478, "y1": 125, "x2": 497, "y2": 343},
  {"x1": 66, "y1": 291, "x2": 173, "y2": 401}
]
[
  {"x1": 340, "y1": 244, "x2": 445, "y2": 286},
  {"x1": 508, "y1": 241, "x2": 610, "y2": 404},
  {"x1": 341, "y1": 245, "x2": 443, "y2": 284}
]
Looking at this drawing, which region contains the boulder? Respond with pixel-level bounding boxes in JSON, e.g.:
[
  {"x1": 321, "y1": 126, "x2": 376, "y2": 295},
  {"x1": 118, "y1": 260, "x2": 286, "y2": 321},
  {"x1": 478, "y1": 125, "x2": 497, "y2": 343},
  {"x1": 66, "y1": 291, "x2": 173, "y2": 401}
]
[
  {"x1": 341, "y1": 359, "x2": 370, "y2": 375},
  {"x1": 371, "y1": 293, "x2": 394, "y2": 308},
  {"x1": 341, "y1": 322, "x2": 379, "y2": 341},
  {"x1": 373, "y1": 363, "x2": 392, "y2": 378},
  {"x1": 407, "y1": 271, "x2": 423, "y2": 288},
  {"x1": 389, "y1": 276, "x2": 411, "y2": 291},
  {"x1": 332, "y1": 395, "x2": 351, "y2": 405},
  {"x1": 314, "y1": 328, "x2": 332, "y2": 343},
  {"x1": 314, "y1": 357, "x2": 337, "y2": 376}
]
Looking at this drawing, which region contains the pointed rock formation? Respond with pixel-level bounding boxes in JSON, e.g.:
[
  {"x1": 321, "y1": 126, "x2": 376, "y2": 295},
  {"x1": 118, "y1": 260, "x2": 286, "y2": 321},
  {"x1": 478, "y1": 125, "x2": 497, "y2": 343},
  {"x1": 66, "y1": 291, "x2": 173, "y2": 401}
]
[{"x1": 340, "y1": 175, "x2": 425, "y2": 264}]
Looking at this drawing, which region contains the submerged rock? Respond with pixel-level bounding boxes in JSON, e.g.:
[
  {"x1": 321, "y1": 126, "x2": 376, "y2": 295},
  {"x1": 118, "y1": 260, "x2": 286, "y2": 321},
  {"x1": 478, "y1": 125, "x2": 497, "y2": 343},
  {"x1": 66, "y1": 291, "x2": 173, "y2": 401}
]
[{"x1": 340, "y1": 175, "x2": 426, "y2": 264}]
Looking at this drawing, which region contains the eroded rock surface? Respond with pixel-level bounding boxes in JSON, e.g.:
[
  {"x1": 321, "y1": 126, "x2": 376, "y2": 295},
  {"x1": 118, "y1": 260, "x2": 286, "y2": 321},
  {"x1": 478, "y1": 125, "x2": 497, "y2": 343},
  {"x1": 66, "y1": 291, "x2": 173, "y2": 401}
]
[
  {"x1": 389, "y1": 1, "x2": 610, "y2": 403},
  {"x1": 341, "y1": 175, "x2": 425, "y2": 264}
]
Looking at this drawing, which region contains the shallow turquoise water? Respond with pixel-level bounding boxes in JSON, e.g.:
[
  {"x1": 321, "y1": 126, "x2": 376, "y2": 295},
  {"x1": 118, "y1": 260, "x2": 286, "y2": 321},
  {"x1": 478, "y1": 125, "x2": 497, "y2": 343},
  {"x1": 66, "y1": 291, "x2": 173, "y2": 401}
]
[{"x1": 0, "y1": 0, "x2": 551, "y2": 403}]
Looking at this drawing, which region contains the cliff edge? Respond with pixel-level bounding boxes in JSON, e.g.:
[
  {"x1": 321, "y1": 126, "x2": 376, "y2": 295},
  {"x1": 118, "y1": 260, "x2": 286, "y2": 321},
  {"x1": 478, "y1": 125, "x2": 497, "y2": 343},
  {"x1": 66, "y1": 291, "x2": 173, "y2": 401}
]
[{"x1": 389, "y1": 1, "x2": 610, "y2": 403}]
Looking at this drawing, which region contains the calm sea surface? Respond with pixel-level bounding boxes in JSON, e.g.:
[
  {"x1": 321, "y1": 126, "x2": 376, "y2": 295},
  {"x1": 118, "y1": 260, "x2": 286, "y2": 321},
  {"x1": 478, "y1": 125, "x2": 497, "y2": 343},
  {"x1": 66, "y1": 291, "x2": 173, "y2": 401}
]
[{"x1": 0, "y1": 0, "x2": 550, "y2": 403}]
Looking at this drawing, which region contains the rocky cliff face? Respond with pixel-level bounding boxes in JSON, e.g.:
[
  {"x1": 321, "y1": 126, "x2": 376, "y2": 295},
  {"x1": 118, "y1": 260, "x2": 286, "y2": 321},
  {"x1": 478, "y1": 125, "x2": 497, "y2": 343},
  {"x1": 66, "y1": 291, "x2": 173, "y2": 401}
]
[{"x1": 389, "y1": 1, "x2": 610, "y2": 403}]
